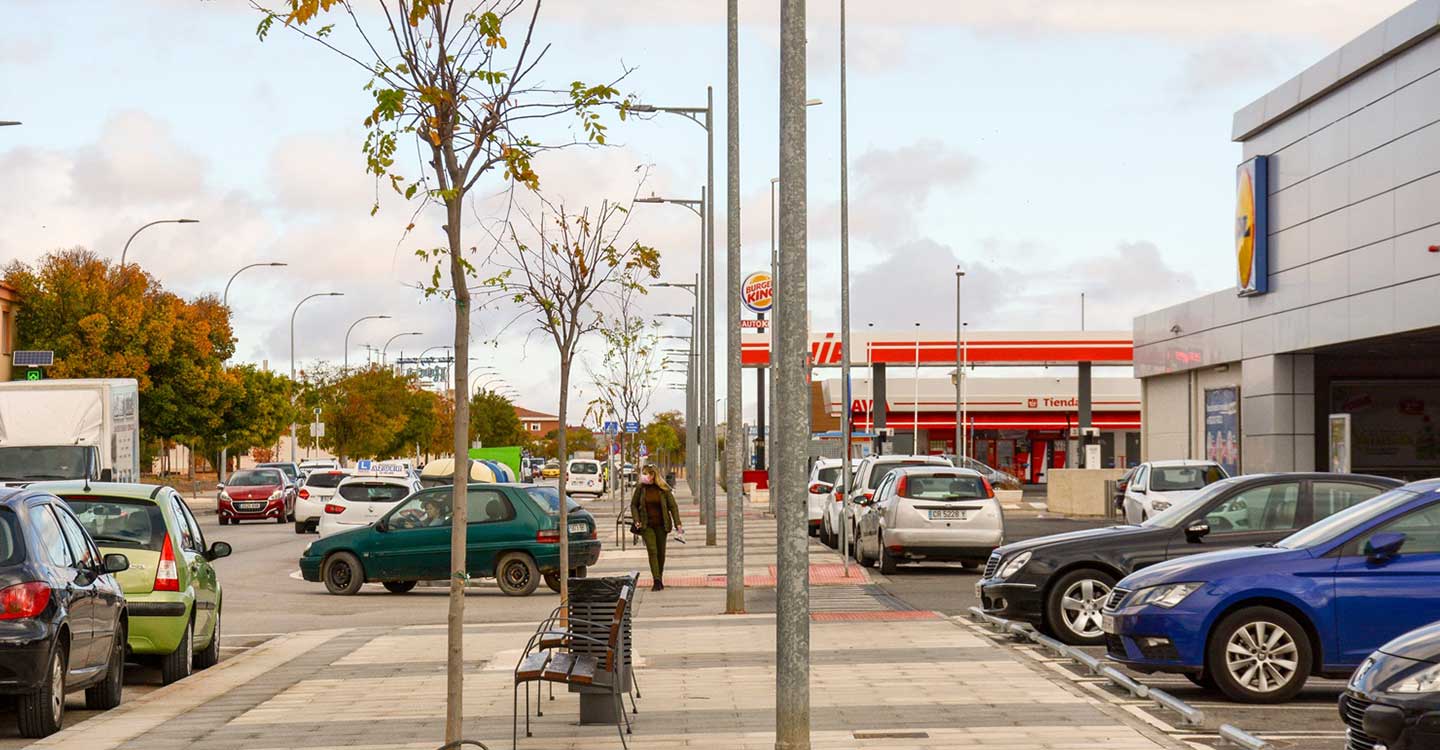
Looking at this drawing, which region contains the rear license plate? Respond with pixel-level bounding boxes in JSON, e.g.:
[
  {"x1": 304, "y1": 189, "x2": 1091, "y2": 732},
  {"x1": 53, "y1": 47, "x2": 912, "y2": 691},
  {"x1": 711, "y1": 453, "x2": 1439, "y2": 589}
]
[
  {"x1": 1102, "y1": 614, "x2": 1116, "y2": 634},
  {"x1": 237, "y1": 502, "x2": 264, "y2": 512},
  {"x1": 929, "y1": 509, "x2": 967, "y2": 520},
  {"x1": 569, "y1": 522, "x2": 588, "y2": 533}
]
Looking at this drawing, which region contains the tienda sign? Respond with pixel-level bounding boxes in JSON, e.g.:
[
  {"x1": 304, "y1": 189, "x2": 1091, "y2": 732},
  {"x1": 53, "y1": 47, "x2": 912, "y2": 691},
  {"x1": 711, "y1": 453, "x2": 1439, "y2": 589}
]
[{"x1": 742, "y1": 271, "x2": 773, "y2": 313}]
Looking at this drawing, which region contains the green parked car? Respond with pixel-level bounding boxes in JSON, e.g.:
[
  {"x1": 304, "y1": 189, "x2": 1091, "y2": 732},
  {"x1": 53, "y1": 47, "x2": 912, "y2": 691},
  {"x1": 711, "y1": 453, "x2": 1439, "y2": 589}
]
[
  {"x1": 299, "y1": 484, "x2": 600, "y2": 596},
  {"x1": 40, "y1": 482, "x2": 231, "y2": 685}
]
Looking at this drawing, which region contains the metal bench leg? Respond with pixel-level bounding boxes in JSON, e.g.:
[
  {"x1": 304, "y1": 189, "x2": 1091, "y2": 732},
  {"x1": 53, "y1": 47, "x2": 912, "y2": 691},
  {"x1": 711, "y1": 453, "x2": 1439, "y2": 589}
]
[
  {"x1": 535, "y1": 680, "x2": 544, "y2": 717},
  {"x1": 630, "y1": 664, "x2": 642, "y2": 701},
  {"x1": 513, "y1": 683, "x2": 521, "y2": 750},
  {"x1": 613, "y1": 684, "x2": 630, "y2": 749}
]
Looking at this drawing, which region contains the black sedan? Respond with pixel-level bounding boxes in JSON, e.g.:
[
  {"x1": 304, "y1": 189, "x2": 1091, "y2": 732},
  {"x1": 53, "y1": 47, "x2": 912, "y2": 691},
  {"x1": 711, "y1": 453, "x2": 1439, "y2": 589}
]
[
  {"x1": 1343, "y1": 621, "x2": 1440, "y2": 750},
  {"x1": 977, "y1": 473, "x2": 1400, "y2": 645},
  {"x1": 0, "y1": 487, "x2": 130, "y2": 737}
]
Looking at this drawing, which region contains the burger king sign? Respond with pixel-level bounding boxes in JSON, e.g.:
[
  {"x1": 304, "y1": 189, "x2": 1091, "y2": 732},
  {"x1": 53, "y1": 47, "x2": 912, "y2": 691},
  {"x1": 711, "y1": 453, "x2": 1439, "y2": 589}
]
[{"x1": 742, "y1": 271, "x2": 774, "y2": 314}]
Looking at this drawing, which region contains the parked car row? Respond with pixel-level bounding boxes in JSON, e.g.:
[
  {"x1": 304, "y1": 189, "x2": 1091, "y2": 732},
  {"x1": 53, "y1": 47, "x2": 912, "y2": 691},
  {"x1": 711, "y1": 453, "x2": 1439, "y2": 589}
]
[{"x1": 0, "y1": 482, "x2": 229, "y2": 738}]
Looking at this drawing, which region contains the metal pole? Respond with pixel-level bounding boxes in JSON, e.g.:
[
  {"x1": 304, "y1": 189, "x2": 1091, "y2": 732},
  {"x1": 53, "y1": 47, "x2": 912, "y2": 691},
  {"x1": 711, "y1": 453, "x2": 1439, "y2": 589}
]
[
  {"x1": 955, "y1": 269, "x2": 964, "y2": 457},
  {"x1": 290, "y1": 292, "x2": 343, "y2": 463},
  {"x1": 119, "y1": 218, "x2": 198, "y2": 268},
  {"x1": 776, "y1": 0, "x2": 810, "y2": 744},
  {"x1": 705, "y1": 86, "x2": 718, "y2": 546},
  {"x1": 725, "y1": 0, "x2": 745, "y2": 612},
  {"x1": 220, "y1": 262, "x2": 287, "y2": 482},
  {"x1": 769, "y1": 177, "x2": 779, "y2": 500},
  {"x1": 962, "y1": 322, "x2": 969, "y2": 458},
  {"x1": 913, "y1": 323, "x2": 921, "y2": 454},
  {"x1": 688, "y1": 298, "x2": 699, "y2": 497},
  {"x1": 344, "y1": 315, "x2": 391, "y2": 372},
  {"x1": 839, "y1": 0, "x2": 852, "y2": 575},
  {"x1": 699, "y1": 187, "x2": 710, "y2": 529}
]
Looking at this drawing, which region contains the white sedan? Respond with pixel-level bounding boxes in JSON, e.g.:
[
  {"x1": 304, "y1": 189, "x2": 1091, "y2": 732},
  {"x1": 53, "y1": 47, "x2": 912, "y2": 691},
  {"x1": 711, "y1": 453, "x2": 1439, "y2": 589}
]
[
  {"x1": 1122, "y1": 460, "x2": 1228, "y2": 524},
  {"x1": 854, "y1": 466, "x2": 1004, "y2": 574},
  {"x1": 318, "y1": 473, "x2": 423, "y2": 537},
  {"x1": 294, "y1": 468, "x2": 350, "y2": 534}
]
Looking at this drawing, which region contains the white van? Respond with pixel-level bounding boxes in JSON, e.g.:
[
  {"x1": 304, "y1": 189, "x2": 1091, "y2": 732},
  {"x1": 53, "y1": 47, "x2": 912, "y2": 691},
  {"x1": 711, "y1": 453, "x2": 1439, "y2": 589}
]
[{"x1": 565, "y1": 458, "x2": 605, "y2": 498}]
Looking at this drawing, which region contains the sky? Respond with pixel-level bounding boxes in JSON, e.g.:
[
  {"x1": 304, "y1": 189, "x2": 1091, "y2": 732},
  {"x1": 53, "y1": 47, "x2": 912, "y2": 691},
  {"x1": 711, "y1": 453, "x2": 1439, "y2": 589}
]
[{"x1": 0, "y1": 0, "x2": 1417, "y2": 425}]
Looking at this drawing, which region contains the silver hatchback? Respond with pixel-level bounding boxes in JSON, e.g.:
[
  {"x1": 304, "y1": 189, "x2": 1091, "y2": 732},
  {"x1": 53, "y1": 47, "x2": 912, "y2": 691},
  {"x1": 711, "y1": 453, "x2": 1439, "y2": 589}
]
[{"x1": 854, "y1": 466, "x2": 1004, "y2": 574}]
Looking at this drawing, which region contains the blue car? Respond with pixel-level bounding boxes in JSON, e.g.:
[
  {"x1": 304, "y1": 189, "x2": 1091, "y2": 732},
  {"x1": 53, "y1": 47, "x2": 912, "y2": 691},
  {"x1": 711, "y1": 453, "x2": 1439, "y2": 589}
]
[{"x1": 1103, "y1": 479, "x2": 1440, "y2": 703}]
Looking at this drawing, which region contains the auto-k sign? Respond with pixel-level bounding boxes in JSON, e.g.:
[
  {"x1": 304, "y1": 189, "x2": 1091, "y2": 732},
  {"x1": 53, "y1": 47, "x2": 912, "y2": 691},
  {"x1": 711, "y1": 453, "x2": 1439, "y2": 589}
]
[{"x1": 1236, "y1": 155, "x2": 1270, "y2": 296}]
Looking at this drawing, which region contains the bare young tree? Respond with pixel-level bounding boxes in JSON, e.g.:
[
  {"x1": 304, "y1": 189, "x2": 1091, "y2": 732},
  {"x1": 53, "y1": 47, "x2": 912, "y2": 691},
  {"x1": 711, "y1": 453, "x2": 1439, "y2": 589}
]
[
  {"x1": 479, "y1": 182, "x2": 660, "y2": 608},
  {"x1": 251, "y1": 0, "x2": 627, "y2": 740},
  {"x1": 586, "y1": 282, "x2": 663, "y2": 486}
]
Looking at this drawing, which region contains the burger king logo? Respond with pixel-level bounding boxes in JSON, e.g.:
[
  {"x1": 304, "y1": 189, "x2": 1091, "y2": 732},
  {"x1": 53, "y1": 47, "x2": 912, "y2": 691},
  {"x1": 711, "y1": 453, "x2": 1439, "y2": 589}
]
[
  {"x1": 742, "y1": 271, "x2": 774, "y2": 313},
  {"x1": 1235, "y1": 156, "x2": 1270, "y2": 296}
]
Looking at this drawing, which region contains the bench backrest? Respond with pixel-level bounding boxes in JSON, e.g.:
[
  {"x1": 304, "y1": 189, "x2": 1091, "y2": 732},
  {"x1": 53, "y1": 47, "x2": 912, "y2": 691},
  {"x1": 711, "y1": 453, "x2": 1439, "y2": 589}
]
[{"x1": 604, "y1": 584, "x2": 632, "y2": 672}]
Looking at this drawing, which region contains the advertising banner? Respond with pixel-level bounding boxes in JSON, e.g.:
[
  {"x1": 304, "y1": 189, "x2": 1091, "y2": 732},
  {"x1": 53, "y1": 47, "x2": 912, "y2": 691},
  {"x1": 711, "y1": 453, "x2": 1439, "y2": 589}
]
[
  {"x1": 1204, "y1": 387, "x2": 1241, "y2": 476},
  {"x1": 1236, "y1": 156, "x2": 1270, "y2": 296},
  {"x1": 1331, "y1": 380, "x2": 1440, "y2": 472},
  {"x1": 1329, "y1": 414, "x2": 1352, "y2": 473}
]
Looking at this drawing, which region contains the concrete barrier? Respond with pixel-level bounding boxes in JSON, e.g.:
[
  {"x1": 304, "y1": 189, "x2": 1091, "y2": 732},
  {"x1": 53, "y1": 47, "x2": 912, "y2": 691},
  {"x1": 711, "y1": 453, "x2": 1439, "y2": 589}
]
[{"x1": 1046, "y1": 468, "x2": 1126, "y2": 517}]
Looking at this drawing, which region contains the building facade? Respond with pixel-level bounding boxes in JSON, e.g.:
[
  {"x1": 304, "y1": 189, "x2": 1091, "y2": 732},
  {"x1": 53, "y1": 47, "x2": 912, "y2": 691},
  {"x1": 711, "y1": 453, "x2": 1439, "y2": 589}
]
[
  {"x1": 1135, "y1": 1, "x2": 1440, "y2": 479},
  {"x1": 514, "y1": 406, "x2": 560, "y2": 437},
  {"x1": 0, "y1": 282, "x2": 17, "y2": 381}
]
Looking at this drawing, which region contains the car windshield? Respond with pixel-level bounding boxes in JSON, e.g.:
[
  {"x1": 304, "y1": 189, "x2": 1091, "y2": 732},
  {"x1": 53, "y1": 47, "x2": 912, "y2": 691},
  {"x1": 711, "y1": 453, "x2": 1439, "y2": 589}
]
[
  {"x1": 1276, "y1": 487, "x2": 1423, "y2": 549},
  {"x1": 901, "y1": 474, "x2": 988, "y2": 500},
  {"x1": 0, "y1": 446, "x2": 91, "y2": 481},
  {"x1": 569, "y1": 462, "x2": 600, "y2": 475},
  {"x1": 229, "y1": 470, "x2": 282, "y2": 486},
  {"x1": 64, "y1": 497, "x2": 167, "y2": 551},
  {"x1": 339, "y1": 483, "x2": 411, "y2": 503},
  {"x1": 1149, "y1": 465, "x2": 1225, "y2": 491},
  {"x1": 524, "y1": 486, "x2": 583, "y2": 514},
  {"x1": 1141, "y1": 478, "x2": 1245, "y2": 528},
  {"x1": 870, "y1": 461, "x2": 941, "y2": 489},
  {"x1": 304, "y1": 472, "x2": 347, "y2": 489},
  {"x1": 259, "y1": 463, "x2": 298, "y2": 479}
]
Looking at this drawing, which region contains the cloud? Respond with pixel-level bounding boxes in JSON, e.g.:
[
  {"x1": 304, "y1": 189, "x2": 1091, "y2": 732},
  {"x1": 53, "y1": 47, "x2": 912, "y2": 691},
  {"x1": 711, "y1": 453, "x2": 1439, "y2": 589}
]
[{"x1": 69, "y1": 111, "x2": 208, "y2": 207}]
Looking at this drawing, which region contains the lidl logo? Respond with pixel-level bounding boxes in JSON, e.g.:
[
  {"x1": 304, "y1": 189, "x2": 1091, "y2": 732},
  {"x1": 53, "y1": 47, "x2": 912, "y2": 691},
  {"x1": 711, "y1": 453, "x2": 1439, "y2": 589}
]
[
  {"x1": 742, "y1": 271, "x2": 773, "y2": 313},
  {"x1": 1236, "y1": 156, "x2": 1270, "y2": 296}
]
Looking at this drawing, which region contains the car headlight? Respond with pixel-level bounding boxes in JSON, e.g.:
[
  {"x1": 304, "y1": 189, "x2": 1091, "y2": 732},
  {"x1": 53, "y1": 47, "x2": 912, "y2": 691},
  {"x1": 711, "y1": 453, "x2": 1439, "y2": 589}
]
[
  {"x1": 1129, "y1": 582, "x2": 1202, "y2": 609},
  {"x1": 1151, "y1": 500, "x2": 1171, "y2": 512},
  {"x1": 270, "y1": 490, "x2": 283, "y2": 500},
  {"x1": 303, "y1": 542, "x2": 313, "y2": 556},
  {"x1": 1390, "y1": 662, "x2": 1440, "y2": 694},
  {"x1": 998, "y1": 551, "x2": 1032, "y2": 579}
]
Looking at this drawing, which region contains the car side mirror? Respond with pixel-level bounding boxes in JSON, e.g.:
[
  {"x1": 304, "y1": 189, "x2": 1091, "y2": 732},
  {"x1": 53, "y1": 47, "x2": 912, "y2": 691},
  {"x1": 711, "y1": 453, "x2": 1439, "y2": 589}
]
[
  {"x1": 99, "y1": 468, "x2": 113, "y2": 482},
  {"x1": 206, "y1": 542, "x2": 232, "y2": 561},
  {"x1": 1185, "y1": 520, "x2": 1210, "y2": 542},
  {"x1": 1365, "y1": 532, "x2": 1407, "y2": 563},
  {"x1": 216, "y1": 483, "x2": 225, "y2": 491},
  {"x1": 102, "y1": 553, "x2": 129, "y2": 574},
  {"x1": 1134, "y1": 486, "x2": 1147, "y2": 494},
  {"x1": 374, "y1": 518, "x2": 389, "y2": 533}
]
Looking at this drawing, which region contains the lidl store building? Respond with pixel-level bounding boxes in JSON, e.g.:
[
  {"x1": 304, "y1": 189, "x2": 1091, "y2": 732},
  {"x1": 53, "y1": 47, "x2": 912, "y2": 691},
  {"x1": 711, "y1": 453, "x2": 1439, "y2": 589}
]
[{"x1": 1135, "y1": 1, "x2": 1440, "y2": 479}]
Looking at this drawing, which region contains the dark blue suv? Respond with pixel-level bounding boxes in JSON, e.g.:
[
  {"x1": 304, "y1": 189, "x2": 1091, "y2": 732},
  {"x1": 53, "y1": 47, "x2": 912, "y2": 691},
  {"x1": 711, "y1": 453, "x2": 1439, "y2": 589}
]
[{"x1": 1103, "y1": 479, "x2": 1440, "y2": 703}]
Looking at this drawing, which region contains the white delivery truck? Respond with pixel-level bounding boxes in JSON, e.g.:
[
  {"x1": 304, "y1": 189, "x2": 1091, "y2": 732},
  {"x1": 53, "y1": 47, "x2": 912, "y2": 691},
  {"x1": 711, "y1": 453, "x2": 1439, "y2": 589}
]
[{"x1": 0, "y1": 378, "x2": 140, "y2": 485}]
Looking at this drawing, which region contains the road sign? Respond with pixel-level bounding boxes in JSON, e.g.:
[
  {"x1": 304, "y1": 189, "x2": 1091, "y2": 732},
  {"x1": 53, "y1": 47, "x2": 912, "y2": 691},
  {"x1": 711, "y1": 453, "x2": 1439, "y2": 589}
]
[
  {"x1": 356, "y1": 459, "x2": 373, "y2": 471},
  {"x1": 309, "y1": 422, "x2": 326, "y2": 438},
  {"x1": 742, "y1": 271, "x2": 773, "y2": 313},
  {"x1": 624, "y1": 421, "x2": 640, "y2": 433},
  {"x1": 24, "y1": 369, "x2": 42, "y2": 381},
  {"x1": 603, "y1": 421, "x2": 619, "y2": 435},
  {"x1": 639, "y1": 443, "x2": 649, "y2": 457},
  {"x1": 740, "y1": 319, "x2": 768, "y2": 329}
]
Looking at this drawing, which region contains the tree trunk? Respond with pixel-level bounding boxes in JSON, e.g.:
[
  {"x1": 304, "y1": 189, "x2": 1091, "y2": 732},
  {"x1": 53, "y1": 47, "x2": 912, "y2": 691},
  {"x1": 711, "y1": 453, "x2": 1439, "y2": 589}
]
[
  {"x1": 445, "y1": 195, "x2": 470, "y2": 744},
  {"x1": 556, "y1": 356, "x2": 571, "y2": 614}
]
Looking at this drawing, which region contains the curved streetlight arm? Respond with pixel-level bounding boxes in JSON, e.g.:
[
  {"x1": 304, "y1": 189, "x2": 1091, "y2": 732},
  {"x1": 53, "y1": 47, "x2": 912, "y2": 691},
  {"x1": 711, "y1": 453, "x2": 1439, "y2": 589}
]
[
  {"x1": 344, "y1": 315, "x2": 391, "y2": 372},
  {"x1": 290, "y1": 292, "x2": 344, "y2": 381},
  {"x1": 381, "y1": 332, "x2": 424, "y2": 363},
  {"x1": 224, "y1": 262, "x2": 288, "y2": 306},
  {"x1": 120, "y1": 218, "x2": 199, "y2": 267}
]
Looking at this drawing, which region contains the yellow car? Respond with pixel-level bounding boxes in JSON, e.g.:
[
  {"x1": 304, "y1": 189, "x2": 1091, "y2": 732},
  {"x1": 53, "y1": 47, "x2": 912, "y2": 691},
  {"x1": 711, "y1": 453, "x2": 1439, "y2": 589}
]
[{"x1": 541, "y1": 464, "x2": 561, "y2": 479}]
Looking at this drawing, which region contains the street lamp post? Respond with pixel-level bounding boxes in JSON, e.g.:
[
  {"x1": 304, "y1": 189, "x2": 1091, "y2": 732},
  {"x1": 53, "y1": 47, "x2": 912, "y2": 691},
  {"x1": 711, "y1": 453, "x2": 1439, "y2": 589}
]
[
  {"x1": 219, "y1": 261, "x2": 288, "y2": 481},
  {"x1": 290, "y1": 292, "x2": 344, "y2": 463},
  {"x1": 0, "y1": 121, "x2": 20, "y2": 127},
  {"x1": 913, "y1": 322, "x2": 922, "y2": 453},
  {"x1": 382, "y1": 332, "x2": 423, "y2": 368},
  {"x1": 344, "y1": 315, "x2": 391, "y2": 372},
  {"x1": 839, "y1": 0, "x2": 855, "y2": 575},
  {"x1": 955, "y1": 269, "x2": 966, "y2": 457},
  {"x1": 638, "y1": 194, "x2": 715, "y2": 542},
  {"x1": 120, "y1": 219, "x2": 199, "y2": 267}
]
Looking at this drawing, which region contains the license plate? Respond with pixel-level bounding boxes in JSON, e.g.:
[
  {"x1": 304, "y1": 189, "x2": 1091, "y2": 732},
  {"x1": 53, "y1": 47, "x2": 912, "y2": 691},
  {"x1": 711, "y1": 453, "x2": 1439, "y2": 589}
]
[
  {"x1": 569, "y1": 522, "x2": 588, "y2": 533},
  {"x1": 929, "y1": 509, "x2": 967, "y2": 520},
  {"x1": 1102, "y1": 614, "x2": 1116, "y2": 634},
  {"x1": 237, "y1": 502, "x2": 263, "y2": 511}
]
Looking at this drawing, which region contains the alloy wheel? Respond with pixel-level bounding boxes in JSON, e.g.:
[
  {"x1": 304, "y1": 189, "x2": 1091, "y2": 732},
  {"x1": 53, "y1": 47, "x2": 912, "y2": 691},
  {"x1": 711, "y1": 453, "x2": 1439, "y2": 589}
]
[
  {"x1": 1224, "y1": 620, "x2": 1298, "y2": 693},
  {"x1": 1059, "y1": 578, "x2": 1111, "y2": 638},
  {"x1": 49, "y1": 652, "x2": 63, "y2": 726}
]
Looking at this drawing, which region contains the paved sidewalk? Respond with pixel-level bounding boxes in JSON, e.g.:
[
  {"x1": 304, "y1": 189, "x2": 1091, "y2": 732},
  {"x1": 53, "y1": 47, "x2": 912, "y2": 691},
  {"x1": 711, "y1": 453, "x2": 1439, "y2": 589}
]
[{"x1": 29, "y1": 485, "x2": 1186, "y2": 750}]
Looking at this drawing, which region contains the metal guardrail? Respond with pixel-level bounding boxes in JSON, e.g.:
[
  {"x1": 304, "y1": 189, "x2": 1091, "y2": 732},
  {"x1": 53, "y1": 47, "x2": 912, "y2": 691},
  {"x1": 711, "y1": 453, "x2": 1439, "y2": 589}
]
[{"x1": 1217, "y1": 725, "x2": 1275, "y2": 750}]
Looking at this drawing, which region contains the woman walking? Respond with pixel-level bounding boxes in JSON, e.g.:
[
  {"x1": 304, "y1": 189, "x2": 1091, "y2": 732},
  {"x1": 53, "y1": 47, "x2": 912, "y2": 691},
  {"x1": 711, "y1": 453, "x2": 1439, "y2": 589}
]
[{"x1": 630, "y1": 464, "x2": 682, "y2": 590}]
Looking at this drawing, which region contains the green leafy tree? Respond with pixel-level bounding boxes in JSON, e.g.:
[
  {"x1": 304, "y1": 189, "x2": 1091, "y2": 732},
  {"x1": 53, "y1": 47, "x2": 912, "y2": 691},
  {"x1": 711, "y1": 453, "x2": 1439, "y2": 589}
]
[
  {"x1": 208, "y1": 364, "x2": 297, "y2": 470},
  {"x1": 254, "y1": 3, "x2": 631, "y2": 731},
  {"x1": 469, "y1": 389, "x2": 524, "y2": 448}
]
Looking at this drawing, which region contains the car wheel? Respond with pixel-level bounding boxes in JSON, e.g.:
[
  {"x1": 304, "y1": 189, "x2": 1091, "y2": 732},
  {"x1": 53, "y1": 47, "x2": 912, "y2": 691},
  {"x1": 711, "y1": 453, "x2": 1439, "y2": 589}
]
[
  {"x1": 323, "y1": 552, "x2": 366, "y2": 596},
  {"x1": 160, "y1": 619, "x2": 194, "y2": 685},
  {"x1": 496, "y1": 552, "x2": 540, "y2": 597},
  {"x1": 195, "y1": 610, "x2": 220, "y2": 670},
  {"x1": 1207, "y1": 606, "x2": 1312, "y2": 703},
  {"x1": 294, "y1": 521, "x2": 307, "y2": 534},
  {"x1": 18, "y1": 645, "x2": 65, "y2": 738},
  {"x1": 85, "y1": 624, "x2": 125, "y2": 710},
  {"x1": 383, "y1": 581, "x2": 417, "y2": 594},
  {"x1": 275, "y1": 512, "x2": 287, "y2": 525},
  {"x1": 819, "y1": 518, "x2": 833, "y2": 547},
  {"x1": 1044, "y1": 568, "x2": 1116, "y2": 646},
  {"x1": 544, "y1": 572, "x2": 562, "y2": 593},
  {"x1": 573, "y1": 566, "x2": 588, "y2": 579},
  {"x1": 878, "y1": 534, "x2": 899, "y2": 575}
]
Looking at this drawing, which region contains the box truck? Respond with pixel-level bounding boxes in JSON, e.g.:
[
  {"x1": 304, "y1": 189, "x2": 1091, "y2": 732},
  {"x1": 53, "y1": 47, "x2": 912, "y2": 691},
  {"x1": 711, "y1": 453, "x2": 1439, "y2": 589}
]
[{"x1": 0, "y1": 378, "x2": 140, "y2": 485}]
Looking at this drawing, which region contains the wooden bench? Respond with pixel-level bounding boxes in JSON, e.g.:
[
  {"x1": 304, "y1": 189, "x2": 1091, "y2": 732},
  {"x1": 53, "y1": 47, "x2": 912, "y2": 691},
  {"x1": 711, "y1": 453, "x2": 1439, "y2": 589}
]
[{"x1": 512, "y1": 582, "x2": 637, "y2": 749}]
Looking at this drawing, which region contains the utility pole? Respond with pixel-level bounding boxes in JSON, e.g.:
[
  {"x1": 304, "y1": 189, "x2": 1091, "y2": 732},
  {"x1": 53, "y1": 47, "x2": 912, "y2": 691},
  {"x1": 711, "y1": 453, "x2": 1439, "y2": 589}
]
[
  {"x1": 776, "y1": 0, "x2": 810, "y2": 745},
  {"x1": 955, "y1": 269, "x2": 965, "y2": 458},
  {"x1": 838, "y1": 0, "x2": 853, "y2": 574},
  {"x1": 705, "y1": 85, "x2": 718, "y2": 547},
  {"x1": 725, "y1": 0, "x2": 745, "y2": 613}
]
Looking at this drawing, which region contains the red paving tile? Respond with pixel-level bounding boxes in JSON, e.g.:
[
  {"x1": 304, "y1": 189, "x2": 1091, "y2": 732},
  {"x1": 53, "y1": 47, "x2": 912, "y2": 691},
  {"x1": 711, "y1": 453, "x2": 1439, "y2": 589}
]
[
  {"x1": 810, "y1": 611, "x2": 942, "y2": 622},
  {"x1": 639, "y1": 564, "x2": 867, "y2": 588}
]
